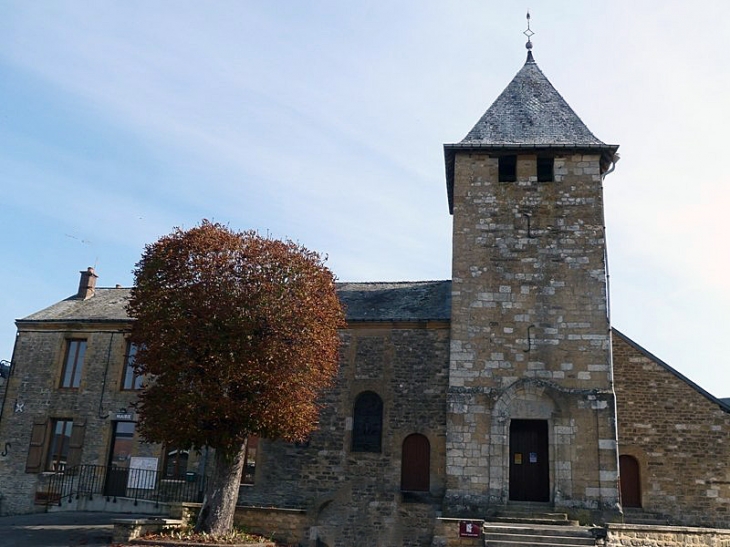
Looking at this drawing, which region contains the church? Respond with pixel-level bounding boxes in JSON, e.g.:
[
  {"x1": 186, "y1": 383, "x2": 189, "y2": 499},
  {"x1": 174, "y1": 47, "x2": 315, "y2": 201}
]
[{"x1": 0, "y1": 31, "x2": 728, "y2": 547}]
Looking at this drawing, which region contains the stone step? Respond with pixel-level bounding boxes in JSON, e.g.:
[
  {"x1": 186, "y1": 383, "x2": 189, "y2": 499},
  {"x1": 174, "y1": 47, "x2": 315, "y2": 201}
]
[
  {"x1": 621, "y1": 508, "x2": 669, "y2": 525},
  {"x1": 487, "y1": 503, "x2": 579, "y2": 526},
  {"x1": 488, "y1": 516, "x2": 579, "y2": 526},
  {"x1": 484, "y1": 541, "x2": 596, "y2": 547},
  {"x1": 483, "y1": 524, "x2": 600, "y2": 547}
]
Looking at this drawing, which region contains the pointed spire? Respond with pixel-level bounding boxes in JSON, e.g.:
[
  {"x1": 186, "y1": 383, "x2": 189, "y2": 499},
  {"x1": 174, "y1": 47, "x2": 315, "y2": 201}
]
[
  {"x1": 442, "y1": 14, "x2": 619, "y2": 213},
  {"x1": 524, "y1": 10, "x2": 535, "y2": 62}
]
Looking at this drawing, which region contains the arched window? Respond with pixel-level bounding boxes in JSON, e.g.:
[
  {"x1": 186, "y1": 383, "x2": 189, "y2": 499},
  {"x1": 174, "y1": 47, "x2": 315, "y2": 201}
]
[
  {"x1": 352, "y1": 391, "x2": 383, "y2": 453},
  {"x1": 401, "y1": 434, "x2": 430, "y2": 492}
]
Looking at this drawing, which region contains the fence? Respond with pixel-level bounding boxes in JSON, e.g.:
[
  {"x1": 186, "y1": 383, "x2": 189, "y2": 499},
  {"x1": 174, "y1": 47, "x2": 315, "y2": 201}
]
[{"x1": 37, "y1": 464, "x2": 206, "y2": 507}]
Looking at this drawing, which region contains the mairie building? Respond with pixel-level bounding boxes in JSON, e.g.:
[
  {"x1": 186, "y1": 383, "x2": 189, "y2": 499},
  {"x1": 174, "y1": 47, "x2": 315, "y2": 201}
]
[{"x1": 0, "y1": 45, "x2": 729, "y2": 547}]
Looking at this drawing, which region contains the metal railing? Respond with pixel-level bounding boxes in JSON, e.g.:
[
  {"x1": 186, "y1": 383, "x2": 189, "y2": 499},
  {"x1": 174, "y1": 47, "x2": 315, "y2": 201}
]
[{"x1": 37, "y1": 464, "x2": 206, "y2": 507}]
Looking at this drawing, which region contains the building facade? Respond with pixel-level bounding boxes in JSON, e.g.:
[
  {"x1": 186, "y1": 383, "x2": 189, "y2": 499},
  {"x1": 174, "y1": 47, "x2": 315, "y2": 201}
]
[{"x1": 0, "y1": 48, "x2": 728, "y2": 545}]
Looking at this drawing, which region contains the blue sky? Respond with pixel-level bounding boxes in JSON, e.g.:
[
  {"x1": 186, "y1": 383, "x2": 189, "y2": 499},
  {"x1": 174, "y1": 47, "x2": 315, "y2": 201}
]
[{"x1": 2, "y1": 1, "x2": 729, "y2": 397}]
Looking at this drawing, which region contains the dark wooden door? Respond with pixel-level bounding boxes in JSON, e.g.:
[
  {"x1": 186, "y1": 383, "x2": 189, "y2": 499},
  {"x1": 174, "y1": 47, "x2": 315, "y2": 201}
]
[
  {"x1": 620, "y1": 455, "x2": 641, "y2": 507},
  {"x1": 401, "y1": 434, "x2": 430, "y2": 492},
  {"x1": 509, "y1": 420, "x2": 549, "y2": 502}
]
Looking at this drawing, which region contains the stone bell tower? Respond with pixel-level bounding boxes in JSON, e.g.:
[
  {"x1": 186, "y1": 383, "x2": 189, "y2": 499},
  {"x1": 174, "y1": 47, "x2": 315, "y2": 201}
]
[{"x1": 443, "y1": 28, "x2": 621, "y2": 519}]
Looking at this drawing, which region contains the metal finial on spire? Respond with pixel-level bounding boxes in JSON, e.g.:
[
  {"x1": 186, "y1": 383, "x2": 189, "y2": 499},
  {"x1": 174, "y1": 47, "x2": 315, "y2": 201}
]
[{"x1": 524, "y1": 11, "x2": 534, "y2": 50}]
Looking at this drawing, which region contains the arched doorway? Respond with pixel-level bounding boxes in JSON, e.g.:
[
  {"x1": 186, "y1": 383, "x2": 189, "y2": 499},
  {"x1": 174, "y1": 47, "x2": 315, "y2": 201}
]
[
  {"x1": 401, "y1": 434, "x2": 430, "y2": 492},
  {"x1": 619, "y1": 455, "x2": 641, "y2": 508}
]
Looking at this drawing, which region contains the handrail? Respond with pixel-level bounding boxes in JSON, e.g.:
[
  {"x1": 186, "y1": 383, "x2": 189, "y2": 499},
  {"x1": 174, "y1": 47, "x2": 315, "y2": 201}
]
[{"x1": 37, "y1": 464, "x2": 205, "y2": 507}]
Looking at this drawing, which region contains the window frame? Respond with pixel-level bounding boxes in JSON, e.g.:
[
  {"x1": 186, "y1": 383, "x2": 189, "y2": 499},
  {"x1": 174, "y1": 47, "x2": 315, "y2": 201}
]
[
  {"x1": 241, "y1": 436, "x2": 258, "y2": 485},
  {"x1": 351, "y1": 391, "x2": 383, "y2": 453},
  {"x1": 537, "y1": 156, "x2": 554, "y2": 182},
  {"x1": 60, "y1": 339, "x2": 86, "y2": 389},
  {"x1": 163, "y1": 448, "x2": 189, "y2": 480},
  {"x1": 498, "y1": 155, "x2": 517, "y2": 182},
  {"x1": 121, "y1": 342, "x2": 143, "y2": 391},
  {"x1": 46, "y1": 419, "x2": 73, "y2": 472}
]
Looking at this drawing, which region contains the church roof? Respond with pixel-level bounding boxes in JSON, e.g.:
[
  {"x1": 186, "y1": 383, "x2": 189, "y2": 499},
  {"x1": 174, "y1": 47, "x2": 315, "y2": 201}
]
[
  {"x1": 337, "y1": 280, "x2": 451, "y2": 322},
  {"x1": 444, "y1": 52, "x2": 618, "y2": 212},
  {"x1": 460, "y1": 52, "x2": 606, "y2": 147},
  {"x1": 18, "y1": 280, "x2": 452, "y2": 326}
]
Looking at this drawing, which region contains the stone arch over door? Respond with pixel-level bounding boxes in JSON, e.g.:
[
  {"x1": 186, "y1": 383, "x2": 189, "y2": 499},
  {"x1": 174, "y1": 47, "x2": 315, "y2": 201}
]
[{"x1": 491, "y1": 381, "x2": 561, "y2": 504}]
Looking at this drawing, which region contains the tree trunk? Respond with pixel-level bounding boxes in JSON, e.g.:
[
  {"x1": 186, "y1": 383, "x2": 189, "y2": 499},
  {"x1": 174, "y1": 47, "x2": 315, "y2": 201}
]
[{"x1": 195, "y1": 442, "x2": 247, "y2": 535}]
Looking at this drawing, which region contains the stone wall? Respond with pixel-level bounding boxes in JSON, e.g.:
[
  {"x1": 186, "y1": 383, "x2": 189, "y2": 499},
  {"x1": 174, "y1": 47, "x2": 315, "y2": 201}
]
[
  {"x1": 0, "y1": 323, "x2": 161, "y2": 515},
  {"x1": 234, "y1": 506, "x2": 309, "y2": 545},
  {"x1": 237, "y1": 322, "x2": 450, "y2": 547},
  {"x1": 606, "y1": 524, "x2": 730, "y2": 546},
  {"x1": 446, "y1": 151, "x2": 618, "y2": 512},
  {"x1": 613, "y1": 331, "x2": 730, "y2": 528}
]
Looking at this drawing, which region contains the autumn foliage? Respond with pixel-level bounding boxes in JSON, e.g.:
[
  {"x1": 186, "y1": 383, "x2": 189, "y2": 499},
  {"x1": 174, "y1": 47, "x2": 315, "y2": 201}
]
[{"x1": 126, "y1": 221, "x2": 344, "y2": 533}]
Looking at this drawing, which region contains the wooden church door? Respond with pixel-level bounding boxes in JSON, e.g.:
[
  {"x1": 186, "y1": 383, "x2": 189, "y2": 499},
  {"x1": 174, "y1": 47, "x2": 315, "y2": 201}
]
[
  {"x1": 509, "y1": 420, "x2": 549, "y2": 502},
  {"x1": 401, "y1": 434, "x2": 430, "y2": 492},
  {"x1": 619, "y1": 455, "x2": 641, "y2": 507}
]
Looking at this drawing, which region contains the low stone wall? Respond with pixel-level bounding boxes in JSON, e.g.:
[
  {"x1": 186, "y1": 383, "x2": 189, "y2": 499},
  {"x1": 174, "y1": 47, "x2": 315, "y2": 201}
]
[
  {"x1": 234, "y1": 505, "x2": 309, "y2": 545},
  {"x1": 606, "y1": 523, "x2": 730, "y2": 546},
  {"x1": 112, "y1": 518, "x2": 183, "y2": 543},
  {"x1": 168, "y1": 502, "x2": 309, "y2": 545}
]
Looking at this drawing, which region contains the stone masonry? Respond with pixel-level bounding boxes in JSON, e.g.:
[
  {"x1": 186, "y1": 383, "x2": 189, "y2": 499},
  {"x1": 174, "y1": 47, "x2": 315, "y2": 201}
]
[
  {"x1": 445, "y1": 150, "x2": 619, "y2": 517},
  {"x1": 613, "y1": 331, "x2": 730, "y2": 528},
  {"x1": 1, "y1": 44, "x2": 730, "y2": 547}
]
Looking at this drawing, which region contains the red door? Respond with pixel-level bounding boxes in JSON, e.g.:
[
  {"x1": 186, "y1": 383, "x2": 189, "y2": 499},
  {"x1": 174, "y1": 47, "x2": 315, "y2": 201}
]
[
  {"x1": 620, "y1": 455, "x2": 641, "y2": 507},
  {"x1": 401, "y1": 434, "x2": 430, "y2": 492},
  {"x1": 509, "y1": 420, "x2": 549, "y2": 502}
]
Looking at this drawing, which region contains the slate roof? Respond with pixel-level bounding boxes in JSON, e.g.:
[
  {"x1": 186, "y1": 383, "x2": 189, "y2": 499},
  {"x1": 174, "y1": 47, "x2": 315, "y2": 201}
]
[
  {"x1": 18, "y1": 281, "x2": 452, "y2": 325},
  {"x1": 337, "y1": 281, "x2": 451, "y2": 322},
  {"x1": 444, "y1": 52, "x2": 618, "y2": 213},
  {"x1": 460, "y1": 52, "x2": 606, "y2": 147},
  {"x1": 20, "y1": 288, "x2": 133, "y2": 323}
]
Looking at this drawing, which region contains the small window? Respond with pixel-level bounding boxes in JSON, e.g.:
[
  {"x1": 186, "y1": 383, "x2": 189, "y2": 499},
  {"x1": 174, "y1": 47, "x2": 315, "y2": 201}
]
[
  {"x1": 163, "y1": 448, "x2": 189, "y2": 479},
  {"x1": 498, "y1": 155, "x2": 517, "y2": 182},
  {"x1": 46, "y1": 419, "x2": 73, "y2": 472},
  {"x1": 61, "y1": 340, "x2": 86, "y2": 388},
  {"x1": 537, "y1": 157, "x2": 554, "y2": 182},
  {"x1": 241, "y1": 436, "x2": 258, "y2": 485},
  {"x1": 122, "y1": 343, "x2": 143, "y2": 390},
  {"x1": 352, "y1": 391, "x2": 383, "y2": 453}
]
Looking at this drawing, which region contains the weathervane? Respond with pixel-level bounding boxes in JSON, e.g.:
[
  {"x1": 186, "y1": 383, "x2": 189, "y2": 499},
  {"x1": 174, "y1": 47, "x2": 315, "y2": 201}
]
[{"x1": 524, "y1": 11, "x2": 534, "y2": 50}]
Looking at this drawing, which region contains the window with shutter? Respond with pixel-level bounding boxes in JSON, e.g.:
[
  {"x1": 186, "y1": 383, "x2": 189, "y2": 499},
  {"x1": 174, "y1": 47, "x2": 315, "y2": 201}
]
[
  {"x1": 66, "y1": 420, "x2": 86, "y2": 471},
  {"x1": 25, "y1": 419, "x2": 48, "y2": 473},
  {"x1": 46, "y1": 419, "x2": 73, "y2": 472}
]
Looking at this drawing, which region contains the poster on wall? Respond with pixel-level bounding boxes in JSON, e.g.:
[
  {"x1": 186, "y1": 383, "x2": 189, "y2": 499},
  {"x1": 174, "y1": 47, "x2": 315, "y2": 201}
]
[
  {"x1": 459, "y1": 521, "x2": 481, "y2": 538},
  {"x1": 127, "y1": 457, "x2": 158, "y2": 489}
]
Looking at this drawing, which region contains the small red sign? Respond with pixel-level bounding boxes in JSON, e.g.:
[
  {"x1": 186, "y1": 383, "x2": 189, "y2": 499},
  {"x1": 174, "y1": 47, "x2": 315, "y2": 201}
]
[{"x1": 459, "y1": 521, "x2": 481, "y2": 538}]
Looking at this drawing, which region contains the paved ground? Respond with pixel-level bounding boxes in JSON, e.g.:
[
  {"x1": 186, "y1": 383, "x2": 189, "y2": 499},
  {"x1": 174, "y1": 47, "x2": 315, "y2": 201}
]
[{"x1": 0, "y1": 511, "x2": 149, "y2": 547}]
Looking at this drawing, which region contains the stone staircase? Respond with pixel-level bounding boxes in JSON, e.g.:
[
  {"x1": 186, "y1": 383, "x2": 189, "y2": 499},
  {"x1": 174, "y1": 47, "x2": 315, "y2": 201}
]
[
  {"x1": 487, "y1": 502, "x2": 578, "y2": 526},
  {"x1": 482, "y1": 523, "x2": 601, "y2": 547},
  {"x1": 483, "y1": 503, "x2": 601, "y2": 547}
]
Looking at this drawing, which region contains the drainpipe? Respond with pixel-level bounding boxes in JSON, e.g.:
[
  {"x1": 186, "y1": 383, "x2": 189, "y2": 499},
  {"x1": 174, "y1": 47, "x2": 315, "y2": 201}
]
[{"x1": 0, "y1": 332, "x2": 20, "y2": 425}]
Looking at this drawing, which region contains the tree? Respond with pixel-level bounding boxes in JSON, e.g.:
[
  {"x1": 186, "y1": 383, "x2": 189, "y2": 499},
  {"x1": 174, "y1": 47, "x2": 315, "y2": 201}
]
[{"x1": 127, "y1": 221, "x2": 345, "y2": 535}]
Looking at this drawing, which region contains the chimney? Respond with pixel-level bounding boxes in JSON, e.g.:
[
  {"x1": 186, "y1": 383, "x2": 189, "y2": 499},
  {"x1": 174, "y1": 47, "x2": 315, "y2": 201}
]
[{"x1": 77, "y1": 267, "x2": 98, "y2": 300}]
